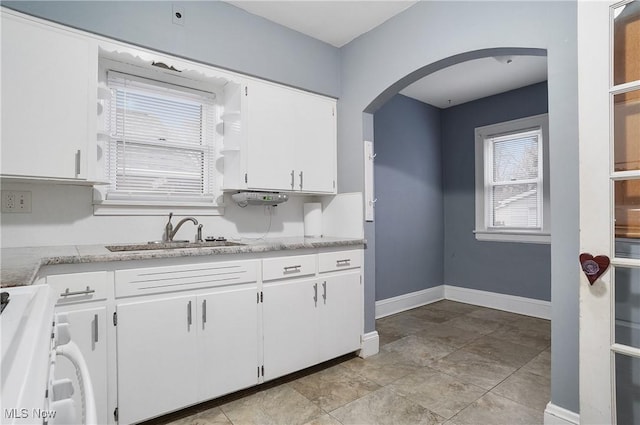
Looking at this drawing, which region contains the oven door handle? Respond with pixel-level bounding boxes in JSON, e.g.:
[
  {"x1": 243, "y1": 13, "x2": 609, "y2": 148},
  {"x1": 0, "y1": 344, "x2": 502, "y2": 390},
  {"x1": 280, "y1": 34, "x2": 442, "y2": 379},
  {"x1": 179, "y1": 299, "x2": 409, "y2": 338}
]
[{"x1": 56, "y1": 339, "x2": 97, "y2": 424}]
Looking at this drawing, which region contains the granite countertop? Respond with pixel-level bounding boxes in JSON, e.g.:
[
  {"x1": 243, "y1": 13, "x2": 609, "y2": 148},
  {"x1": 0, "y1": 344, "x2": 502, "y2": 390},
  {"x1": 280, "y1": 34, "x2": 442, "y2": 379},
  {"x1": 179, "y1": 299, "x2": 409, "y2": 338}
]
[{"x1": 0, "y1": 237, "x2": 366, "y2": 287}]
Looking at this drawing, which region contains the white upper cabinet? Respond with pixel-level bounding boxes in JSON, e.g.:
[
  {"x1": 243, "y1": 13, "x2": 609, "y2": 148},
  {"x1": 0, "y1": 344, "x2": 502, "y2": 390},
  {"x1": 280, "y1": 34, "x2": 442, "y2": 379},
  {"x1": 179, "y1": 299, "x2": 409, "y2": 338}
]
[
  {"x1": 292, "y1": 91, "x2": 337, "y2": 193},
  {"x1": 223, "y1": 79, "x2": 337, "y2": 194},
  {"x1": 1, "y1": 11, "x2": 97, "y2": 181},
  {"x1": 1, "y1": 9, "x2": 336, "y2": 193}
]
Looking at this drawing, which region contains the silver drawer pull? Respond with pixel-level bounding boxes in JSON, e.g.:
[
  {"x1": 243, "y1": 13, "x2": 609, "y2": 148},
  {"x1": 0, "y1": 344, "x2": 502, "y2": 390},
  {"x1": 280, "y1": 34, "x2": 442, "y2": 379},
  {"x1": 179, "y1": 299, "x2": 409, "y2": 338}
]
[
  {"x1": 336, "y1": 259, "x2": 351, "y2": 265},
  {"x1": 60, "y1": 286, "x2": 95, "y2": 297},
  {"x1": 283, "y1": 265, "x2": 302, "y2": 271},
  {"x1": 187, "y1": 301, "x2": 192, "y2": 326},
  {"x1": 202, "y1": 299, "x2": 207, "y2": 325},
  {"x1": 313, "y1": 283, "x2": 318, "y2": 305},
  {"x1": 93, "y1": 314, "x2": 99, "y2": 343},
  {"x1": 322, "y1": 281, "x2": 327, "y2": 303}
]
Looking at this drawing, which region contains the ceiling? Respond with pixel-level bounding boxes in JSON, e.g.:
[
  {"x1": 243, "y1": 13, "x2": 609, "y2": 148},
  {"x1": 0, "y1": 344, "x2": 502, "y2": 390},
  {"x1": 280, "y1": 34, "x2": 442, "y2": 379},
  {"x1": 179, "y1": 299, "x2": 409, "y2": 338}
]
[
  {"x1": 224, "y1": 1, "x2": 418, "y2": 48},
  {"x1": 223, "y1": 1, "x2": 548, "y2": 109}
]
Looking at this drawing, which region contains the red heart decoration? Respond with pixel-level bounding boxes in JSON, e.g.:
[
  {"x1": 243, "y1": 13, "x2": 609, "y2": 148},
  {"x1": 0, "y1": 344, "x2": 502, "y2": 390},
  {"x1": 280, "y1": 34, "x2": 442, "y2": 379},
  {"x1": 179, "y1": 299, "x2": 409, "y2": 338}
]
[{"x1": 579, "y1": 253, "x2": 610, "y2": 285}]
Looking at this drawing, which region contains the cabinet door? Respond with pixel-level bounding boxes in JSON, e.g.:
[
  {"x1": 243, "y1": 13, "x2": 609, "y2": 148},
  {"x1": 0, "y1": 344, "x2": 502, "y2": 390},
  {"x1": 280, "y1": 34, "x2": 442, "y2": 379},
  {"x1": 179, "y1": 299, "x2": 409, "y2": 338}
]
[
  {"x1": 293, "y1": 95, "x2": 337, "y2": 193},
  {"x1": 1, "y1": 13, "x2": 96, "y2": 179},
  {"x1": 246, "y1": 80, "x2": 296, "y2": 191},
  {"x1": 318, "y1": 272, "x2": 362, "y2": 363},
  {"x1": 54, "y1": 305, "x2": 109, "y2": 425},
  {"x1": 197, "y1": 284, "x2": 259, "y2": 401},
  {"x1": 263, "y1": 277, "x2": 319, "y2": 380},
  {"x1": 116, "y1": 295, "x2": 198, "y2": 424}
]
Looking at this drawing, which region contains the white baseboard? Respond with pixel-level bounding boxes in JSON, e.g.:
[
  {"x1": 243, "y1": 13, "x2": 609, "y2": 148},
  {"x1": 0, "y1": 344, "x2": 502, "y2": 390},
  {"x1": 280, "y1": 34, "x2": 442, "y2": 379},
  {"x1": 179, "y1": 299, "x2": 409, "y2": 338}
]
[
  {"x1": 444, "y1": 285, "x2": 551, "y2": 320},
  {"x1": 544, "y1": 402, "x2": 579, "y2": 425},
  {"x1": 358, "y1": 331, "x2": 379, "y2": 358},
  {"x1": 375, "y1": 285, "x2": 551, "y2": 320},
  {"x1": 375, "y1": 285, "x2": 444, "y2": 319}
]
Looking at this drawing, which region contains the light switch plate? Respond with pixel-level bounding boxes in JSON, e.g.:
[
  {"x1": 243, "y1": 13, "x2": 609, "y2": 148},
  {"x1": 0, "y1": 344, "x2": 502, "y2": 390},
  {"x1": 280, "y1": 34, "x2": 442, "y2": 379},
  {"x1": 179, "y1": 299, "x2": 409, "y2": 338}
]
[{"x1": 2, "y1": 190, "x2": 32, "y2": 213}]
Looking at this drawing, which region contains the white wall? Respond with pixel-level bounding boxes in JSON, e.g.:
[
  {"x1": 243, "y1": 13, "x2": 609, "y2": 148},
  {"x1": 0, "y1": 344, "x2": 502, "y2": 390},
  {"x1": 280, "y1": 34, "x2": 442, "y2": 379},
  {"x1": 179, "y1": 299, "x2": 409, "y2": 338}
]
[{"x1": 0, "y1": 181, "x2": 314, "y2": 247}]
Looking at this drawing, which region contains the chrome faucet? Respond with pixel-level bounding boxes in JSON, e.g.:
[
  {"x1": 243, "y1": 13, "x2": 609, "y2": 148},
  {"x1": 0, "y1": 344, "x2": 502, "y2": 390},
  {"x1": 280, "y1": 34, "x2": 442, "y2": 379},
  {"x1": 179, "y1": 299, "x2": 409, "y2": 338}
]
[{"x1": 164, "y1": 213, "x2": 199, "y2": 242}]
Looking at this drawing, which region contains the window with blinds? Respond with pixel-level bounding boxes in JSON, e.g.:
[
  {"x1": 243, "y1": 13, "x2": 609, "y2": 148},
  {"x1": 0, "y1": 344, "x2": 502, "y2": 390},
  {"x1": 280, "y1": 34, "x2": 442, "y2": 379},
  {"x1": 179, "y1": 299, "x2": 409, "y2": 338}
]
[
  {"x1": 485, "y1": 129, "x2": 543, "y2": 230},
  {"x1": 105, "y1": 71, "x2": 217, "y2": 204}
]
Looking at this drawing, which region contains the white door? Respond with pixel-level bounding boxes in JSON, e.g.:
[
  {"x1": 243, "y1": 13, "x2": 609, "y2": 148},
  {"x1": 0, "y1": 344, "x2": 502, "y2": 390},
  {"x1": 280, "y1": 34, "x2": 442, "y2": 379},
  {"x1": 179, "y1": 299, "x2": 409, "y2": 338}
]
[
  {"x1": 54, "y1": 306, "x2": 109, "y2": 424},
  {"x1": 317, "y1": 272, "x2": 362, "y2": 363},
  {"x1": 246, "y1": 80, "x2": 296, "y2": 191},
  {"x1": 578, "y1": 1, "x2": 640, "y2": 423},
  {"x1": 1, "y1": 12, "x2": 96, "y2": 180},
  {"x1": 293, "y1": 94, "x2": 337, "y2": 193},
  {"x1": 116, "y1": 295, "x2": 199, "y2": 424},
  {"x1": 262, "y1": 277, "x2": 319, "y2": 380},
  {"x1": 197, "y1": 285, "x2": 259, "y2": 401}
]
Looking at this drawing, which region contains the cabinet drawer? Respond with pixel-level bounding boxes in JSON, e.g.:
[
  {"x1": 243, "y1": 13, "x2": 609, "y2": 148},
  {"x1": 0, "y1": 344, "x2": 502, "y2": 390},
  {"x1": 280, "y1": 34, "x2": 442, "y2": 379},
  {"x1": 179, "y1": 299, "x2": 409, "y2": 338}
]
[
  {"x1": 262, "y1": 255, "x2": 317, "y2": 281},
  {"x1": 47, "y1": 271, "x2": 109, "y2": 304},
  {"x1": 115, "y1": 260, "x2": 259, "y2": 298},
  {"x1": 318, "y1": 250, "x2": 362, "y2": 273}
]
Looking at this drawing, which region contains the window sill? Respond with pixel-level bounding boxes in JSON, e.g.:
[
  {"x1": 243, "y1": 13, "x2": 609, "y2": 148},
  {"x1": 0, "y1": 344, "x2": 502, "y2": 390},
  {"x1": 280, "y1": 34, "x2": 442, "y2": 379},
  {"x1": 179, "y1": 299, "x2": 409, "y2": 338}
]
[
  {"x1": 93, "y1": 201, "x2": 225, "y2": 216},
  {"x1": 474, "y1": 230, "x2": 551, "y2": 244}
]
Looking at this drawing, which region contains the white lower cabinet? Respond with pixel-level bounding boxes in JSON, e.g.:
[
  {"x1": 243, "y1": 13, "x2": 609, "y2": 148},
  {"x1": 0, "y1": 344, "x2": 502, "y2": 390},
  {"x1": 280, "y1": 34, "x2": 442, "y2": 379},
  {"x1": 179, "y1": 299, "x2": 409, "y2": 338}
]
[
  {"x1": 43, "y1": 249, "x2": 362, "y2": 424},
  {"x1": 262, "y1": 261, "x2": 362, "y2": 381},
  {"x1": 46, "y1": 271, "x2": 110, "y2": 425},
  {"x1": 197, "y1": 285, "x2": 259, "y2": 401},
  {"x1": 318, "y1": 271, "x2": 362, "y2": 363},
  {"x1": 115, "y1": 283, "x2": 259, "y2": 424},
  {"x1": 263, "y1": 276, "x2": 320, "y2": 380},
  {"x1": 116, "y1": 294, "x2": 200, "y2": 425}
]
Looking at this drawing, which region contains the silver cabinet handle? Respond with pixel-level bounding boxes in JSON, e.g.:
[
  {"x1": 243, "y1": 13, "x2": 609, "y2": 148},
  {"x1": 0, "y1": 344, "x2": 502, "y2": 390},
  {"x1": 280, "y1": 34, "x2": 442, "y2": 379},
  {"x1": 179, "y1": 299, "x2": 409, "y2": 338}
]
[
  {"x1": 313, "y1": 283, "x2": 318, "y2": 306},
  {"x1": 291, "y1": 170, "x2": 295, "y2": 190},
  {"x1": 322, "y1": 281, "x2": 327, "y2": 303},
  {"x1": 202, "y1": 299, "x2": 207, "y2": 325},
  {"x1": 60, "y1": 286, "x2": 95, "y2": 297},
  {"x1": 75, "y1": 149, "x2": 81, "y2": 176},
  {"x1": 299, "y1": 171, "x2": 304, "y2": 190},
  {"x1": 336, "y1": 259, "x2": 351, "y2": 266},
  {"x1": 93, "y1": 314, "x2": 98, "y2": 343},
  {"x1": 284, "y1": 265, "x2": 302, "y2": 272},
  {"x1": 187, "y1": 301, "x2": 192, "y2": 326}
]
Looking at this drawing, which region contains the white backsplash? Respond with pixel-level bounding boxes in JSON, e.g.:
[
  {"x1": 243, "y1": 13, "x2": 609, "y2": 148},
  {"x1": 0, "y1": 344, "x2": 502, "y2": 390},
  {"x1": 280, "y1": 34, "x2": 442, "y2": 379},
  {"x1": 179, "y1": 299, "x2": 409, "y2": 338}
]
[{"x1": 0, "y1": 182, "x2": 318, "y2": 248}]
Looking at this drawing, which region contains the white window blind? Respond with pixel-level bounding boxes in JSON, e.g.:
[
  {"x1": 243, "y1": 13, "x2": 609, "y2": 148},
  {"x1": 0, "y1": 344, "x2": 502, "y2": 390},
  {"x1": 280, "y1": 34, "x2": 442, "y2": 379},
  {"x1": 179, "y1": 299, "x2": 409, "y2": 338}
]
[
  {"x1": 105, "y1": 71, "x2": 216, "y2": 203},
  {"x1": 485, "y1": 129, "x2": 543, "y2": 230}
]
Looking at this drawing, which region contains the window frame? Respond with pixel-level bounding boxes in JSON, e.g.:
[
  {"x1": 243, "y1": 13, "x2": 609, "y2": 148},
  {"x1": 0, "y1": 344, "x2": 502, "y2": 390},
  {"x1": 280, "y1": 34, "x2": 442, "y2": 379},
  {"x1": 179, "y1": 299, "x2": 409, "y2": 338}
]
[
  {"x1": 474, "y1": 114, "x2": 551, "y2": 244},
  {"x1": 93, "y1": 54, "x2": 226, "y2": 216}
]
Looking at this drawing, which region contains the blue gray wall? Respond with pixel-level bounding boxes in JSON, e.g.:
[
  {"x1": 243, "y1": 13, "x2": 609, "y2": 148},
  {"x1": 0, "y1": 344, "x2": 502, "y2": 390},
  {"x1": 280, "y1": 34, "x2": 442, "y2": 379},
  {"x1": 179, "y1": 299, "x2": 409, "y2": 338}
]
[
  {"x1": 442, "y1": 82, "x2": 551, "y2": 301},
  {"x1": 373, "y1": 95, "x2": 443, "y2": 300},
  {"x1": 338, "y1": 1, "x2": 578, "y2": 414},
  {"x1": 2, "y1": 1, "x2": 340, "y2": 97}
]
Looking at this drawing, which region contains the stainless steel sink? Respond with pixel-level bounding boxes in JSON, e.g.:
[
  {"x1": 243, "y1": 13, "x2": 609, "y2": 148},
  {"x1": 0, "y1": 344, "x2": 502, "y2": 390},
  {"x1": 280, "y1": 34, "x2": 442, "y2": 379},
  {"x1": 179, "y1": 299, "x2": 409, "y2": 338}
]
[{"x1": 105, "y1": 240, "x2": 246, "y2": 252}]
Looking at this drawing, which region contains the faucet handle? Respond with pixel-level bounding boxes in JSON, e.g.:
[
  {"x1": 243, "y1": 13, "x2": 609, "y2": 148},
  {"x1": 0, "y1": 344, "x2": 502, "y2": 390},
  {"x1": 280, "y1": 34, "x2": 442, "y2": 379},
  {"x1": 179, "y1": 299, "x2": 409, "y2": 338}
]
[
  {"x1": 197, "y1": 224, "x2": 203, "y2": 243},
  {"x1": 164, "y1": 212, "x2": 174, "y2": 242}
]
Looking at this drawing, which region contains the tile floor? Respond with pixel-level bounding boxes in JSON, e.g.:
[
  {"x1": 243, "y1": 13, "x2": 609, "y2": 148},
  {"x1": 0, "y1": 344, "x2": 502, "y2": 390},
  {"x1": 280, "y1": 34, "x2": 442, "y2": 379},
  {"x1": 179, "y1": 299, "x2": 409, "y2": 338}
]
[{"x1": 148, "y1": 300, "x2": 551, "y2": 425}]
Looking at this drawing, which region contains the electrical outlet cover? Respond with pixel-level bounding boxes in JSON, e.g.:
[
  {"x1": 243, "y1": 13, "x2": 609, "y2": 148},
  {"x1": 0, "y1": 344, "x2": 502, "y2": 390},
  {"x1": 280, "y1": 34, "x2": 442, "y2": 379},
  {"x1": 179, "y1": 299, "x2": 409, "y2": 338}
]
[{"x1": 2, "y1": 190, "x2": 31, "y2": 213}]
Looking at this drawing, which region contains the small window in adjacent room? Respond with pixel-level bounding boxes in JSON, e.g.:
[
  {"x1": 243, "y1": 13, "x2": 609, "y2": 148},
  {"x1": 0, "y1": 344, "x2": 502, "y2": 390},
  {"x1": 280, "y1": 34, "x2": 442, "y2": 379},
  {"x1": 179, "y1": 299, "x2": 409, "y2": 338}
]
[
  {"x1": 475, "y1": 114, "x2": 550, "y2": 243},
  {"x1": 94, "y1": 65, "x2": 223, "y2": 215}
]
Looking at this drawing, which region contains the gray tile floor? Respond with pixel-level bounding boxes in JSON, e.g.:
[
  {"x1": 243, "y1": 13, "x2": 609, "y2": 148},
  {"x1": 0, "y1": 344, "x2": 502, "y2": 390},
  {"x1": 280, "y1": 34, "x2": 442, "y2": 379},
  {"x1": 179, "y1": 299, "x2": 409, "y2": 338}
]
[{"x1": 152, "y1": 300, "x2": 551, "y2": 425}]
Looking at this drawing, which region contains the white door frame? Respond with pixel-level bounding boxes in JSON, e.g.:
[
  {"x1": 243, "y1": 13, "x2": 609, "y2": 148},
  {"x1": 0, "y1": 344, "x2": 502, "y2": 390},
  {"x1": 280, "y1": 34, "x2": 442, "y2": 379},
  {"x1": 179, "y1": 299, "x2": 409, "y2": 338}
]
[
  {"x1": 578, "y1": 1, "x2": 640, "y2": 424},
  {"x1": 578, "y1": 1, "x2": 613, "y2": 423}
]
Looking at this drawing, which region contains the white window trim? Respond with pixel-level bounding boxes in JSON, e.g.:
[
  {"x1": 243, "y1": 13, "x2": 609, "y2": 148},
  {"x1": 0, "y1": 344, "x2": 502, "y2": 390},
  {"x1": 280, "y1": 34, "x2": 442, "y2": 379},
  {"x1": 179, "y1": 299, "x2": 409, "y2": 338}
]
[
  {"x1": 92, "y1": 50, "x2": 230, "y2": 216},
  {"x1": 474, "y1": 113, "x2": 551, "y2": 244}
]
